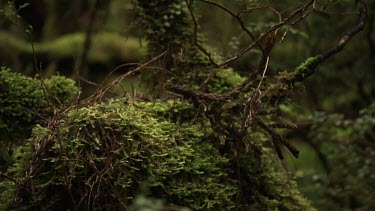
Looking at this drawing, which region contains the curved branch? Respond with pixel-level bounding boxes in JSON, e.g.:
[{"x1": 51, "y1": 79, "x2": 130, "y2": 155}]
[
  {"x1": 199, "y1": 0, "x2": 264, "y2": 54},
  {"x1": 318, "y1": 0, "x2": 367, "y2": 63},
  {"x1": 217, "y1": 0, "x2": 316, "y2": 68},
  {"x1": 264, "y1": 0, "x2": 367, "y2": 103}
]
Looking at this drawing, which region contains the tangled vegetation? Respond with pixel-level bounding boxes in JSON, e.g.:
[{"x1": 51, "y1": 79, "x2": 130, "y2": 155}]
[
  {"x1": 0, "y1": 99, "x2": 313, "y2": 210},
  {"x1": 0, "y1": 0, "x2": 372, "y2": 210}
]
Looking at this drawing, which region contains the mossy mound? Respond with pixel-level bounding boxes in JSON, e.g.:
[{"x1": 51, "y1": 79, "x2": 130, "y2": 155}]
[
  {"x1": 0, "y1": 67, "x2": 78, "y2": 142},
  {"x1": 0, "y1": 100, "x2": 314, "y2": 210},
  {"x1": 0, "y1": 68, "x2": 78, "y2": 168}
]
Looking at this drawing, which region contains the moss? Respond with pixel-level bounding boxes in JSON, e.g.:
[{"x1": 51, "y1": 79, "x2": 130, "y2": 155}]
[
  {"x1": 278, "y1": 57, "x2": 319, "y2": 85},
  {"x1": 0, "y1": 99, "x2": 315, "y2": 210},
  {"x1": 44, "y1": 75, "x2": 78, "y2": 104},
  {"x1": 0, "y1": 68, "x2": 78, "y2": 143},
  {"x1": 0, "y1": 101, "x2": 237, "y2": 210},
  {"x1": 37, "y1": 32, "x2": 147, "y2": 62},
  {"x1": 0, "y1": 31, "x2": 147, "y2": 64},
  {"x1": 206, "y1": 68, "x2": 246, "y2": 94},
  {"x1": 264, "y1": 57, "x2": 319, "y2": 105}
]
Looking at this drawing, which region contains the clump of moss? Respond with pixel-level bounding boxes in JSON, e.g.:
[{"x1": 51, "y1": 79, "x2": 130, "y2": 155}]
[
  {"x1": 0, "y1": 99, "x2": 315, "y2": 210},
  {"x1": 278, "y1": 57, "x2": 319, "y2": 85},
  {"x1": 0, "y1": 67, "x2": 78, "y2": 143},
  {"x1": 0, "y1": 101, "x2": 237, "y2": 210},
  {"x1": 264, "y1": 57, "x2": 319, "y2": 104},
  {"x1": 206, "y1": 68, "x2": 246, "y2": 94}
]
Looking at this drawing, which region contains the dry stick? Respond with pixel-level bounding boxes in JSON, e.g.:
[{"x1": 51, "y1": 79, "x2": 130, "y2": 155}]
[
  {"x1": 0, "y1": 172, "x2": 18, "y2": 183},
  {"x1": 237, "y1": 4, "x2": 272, "y2": 17},
  {"x1": 199, "y1": 0, "x2": 265, "y2": 54},
  {"x1": 217, "y1": 0, "x2": 316, "y2": 68},
  {"x1": 82, "y1": 50, "x2": 168, "y2": 103},
  {"x1": 318, "y1": 0, "x2": 367, "y2": 63},
  {"x1": 280, "y1": 8, "x2": 314, "y2": 43},
  {"x1": 256, "y1": 56, "x2": 270, "y2": 89},
  {"x1": 96, "y1": 63, "x2": 140, "y2": 92},
  {"x1": 170, "y1": 0, "x2": 365, "y2": 103},
  {"x1": 188, "y1": 0, "x2": 316, "y2": 69},
  {"x1": 185, "y1": 0, "x2": 219, "y2": 67}
]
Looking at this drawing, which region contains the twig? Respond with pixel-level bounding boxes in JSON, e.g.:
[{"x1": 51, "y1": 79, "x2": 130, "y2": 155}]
[
  {"x1": 257, "y1": 56, "x2": 269, "y2": 89},
  {"x1": 318, "y1": 0, "x2": 367, "y2": 63},
  {"x1": 280, "y1": 8, "x2": 314, "y2": 43},
  {"x1": 83, "y1": 50, "x2": 168, "y2": 103},
  {"x1": 185, "y1": 0, "x2": 219, "y2": 67},
  {"x1": 216, "y1": 0, "x2": 316, "y2": 68},
  {"x1": 0, "y1": 172, "x2": 18, "y2": 183},
  {"x1": 199, "y1": 0, "x2": 264, "y2": 54}
]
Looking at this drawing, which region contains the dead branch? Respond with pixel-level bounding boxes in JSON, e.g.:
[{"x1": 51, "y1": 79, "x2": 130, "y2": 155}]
[{"x1": 318, "y1": 0, "x2": 367, "y2": 63}]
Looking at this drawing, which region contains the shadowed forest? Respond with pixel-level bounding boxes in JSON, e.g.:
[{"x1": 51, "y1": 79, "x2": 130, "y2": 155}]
[{"x1": 0, "y1": 0, "x2": 374, "y2": 210}]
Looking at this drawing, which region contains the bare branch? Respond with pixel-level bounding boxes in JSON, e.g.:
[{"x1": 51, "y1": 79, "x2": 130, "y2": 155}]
[
  {"x1": 185, "y1": 0, "x2": 219, "y2": 67},
  {"x1": 199, "y1": 0, "x2": 264, "y2": 54},
  {"x1": 318, "y1": 0, "x2": 367, "y2": 62}
]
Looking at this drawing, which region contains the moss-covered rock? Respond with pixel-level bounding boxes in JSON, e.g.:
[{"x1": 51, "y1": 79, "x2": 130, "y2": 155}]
[{"x1": 0, "y1": 100, "x2": 314, "y2": 210}]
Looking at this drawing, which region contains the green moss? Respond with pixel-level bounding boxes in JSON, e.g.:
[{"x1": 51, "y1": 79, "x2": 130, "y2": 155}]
[
  {"x1": 0, "y1": 68, "x2": 78, "y2": 143},
  {"x1": 37, "y1": 32, "x2": 147, "y2": 62},
  {"x1": 206, "y1": 68, "x2": 246, "y2": 94},
  {"x1": 0, "y1": 31, "x2": 147, "y2": 64},
  {"x1": 44, "y1": 75, "x2": 78, "y2": 104},
  {"x1": 0, "y1": 100, "x2": 315, "y2": 210},
  {"x1": 265, "y1": 57, "x2": 319, "y2": 104},
  {"x1": 0, "y1": 101, "x2": 237, "y2": 210},
  {"x1": 278, "y1": 57, "x2": 319, "y2": 84}
]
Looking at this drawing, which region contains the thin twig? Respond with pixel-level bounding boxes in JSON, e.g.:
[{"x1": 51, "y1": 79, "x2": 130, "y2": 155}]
[
  {"x1": 318, "y1": 0, "x2": 367, "y2": 63},
  {"x1": 280, "y1": 8, "x2": 314, "y2": 43},
  {"x1": 200, "y1": 0, "x2": 264, "y2": 54},
  {"x1": 83, "y1": 50, "x2": 168, "y2": 103},
  {"x1": 0, "y1": 172, "x2": 18, "y2": 183},
  {"x1": 257, "y1": 56, "x2": 270, "y2": 89},
  {"x1": 185, "y1": 0, "x2": 219, "y2": 67}
]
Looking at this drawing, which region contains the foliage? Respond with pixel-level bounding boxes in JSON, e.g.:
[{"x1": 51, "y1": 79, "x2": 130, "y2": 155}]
[
  {"x1": 0, "y1": 0, "x2": 372, "y2": 210},
  {"x1": 38, "y1": 32, "x2": 147, "y2": 63},
  {"x1": 0, "y1": 67, "x2": 45, "y2": 142},
  {"x1": 0, "y1": 68, "x2": 78, "y2": 142},
  {"x1": 0, "y1": 68, "x2": 78, "y2": 168},
  {"x1": 298, "y1": 104, "x2": 375, "y2": 210},
  {"x1": 205, "y1": 68, "x2": 246, "y2": 94},
  {"x1": 131, "y1": 0, "x2": 190, "y2": 55}
]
